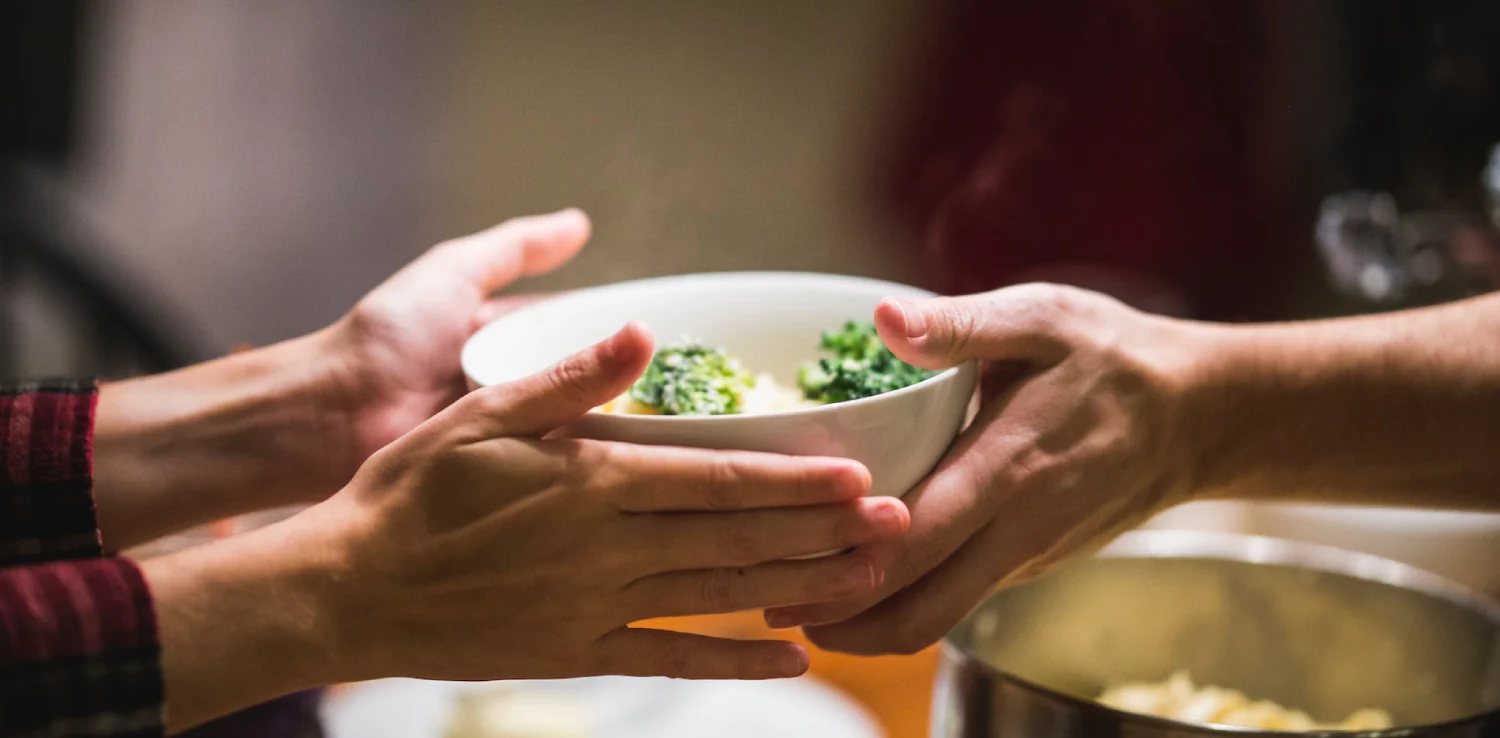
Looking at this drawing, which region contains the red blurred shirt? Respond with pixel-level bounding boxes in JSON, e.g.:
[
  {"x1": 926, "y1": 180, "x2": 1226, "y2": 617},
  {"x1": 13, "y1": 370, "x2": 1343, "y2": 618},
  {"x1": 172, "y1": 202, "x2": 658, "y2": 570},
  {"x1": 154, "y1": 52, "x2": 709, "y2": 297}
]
[{"x1": 876, "y1": 0, "x2": 1291, "y2": 320}]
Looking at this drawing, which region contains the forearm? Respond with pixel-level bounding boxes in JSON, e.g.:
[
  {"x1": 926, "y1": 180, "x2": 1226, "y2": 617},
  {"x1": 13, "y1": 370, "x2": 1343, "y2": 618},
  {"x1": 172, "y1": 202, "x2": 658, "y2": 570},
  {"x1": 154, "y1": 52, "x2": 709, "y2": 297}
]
[
  {"x1": 1177, "y1": 293, "x2": 1500, "y2": 509},
  {"x1": 94, "y1": 329, "x2": 356, "y2": 550},
  {"x1": 141, "y1": 511, "x2": 346, "y2": 734}
]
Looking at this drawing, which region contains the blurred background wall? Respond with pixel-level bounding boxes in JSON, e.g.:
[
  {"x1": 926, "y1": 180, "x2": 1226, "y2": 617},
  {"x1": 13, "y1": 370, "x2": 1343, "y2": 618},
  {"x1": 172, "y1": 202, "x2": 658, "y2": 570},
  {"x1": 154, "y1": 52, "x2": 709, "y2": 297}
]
[
  {"x1": 13, "y1": 0, "x2": 1500, "y2": 376},
  {"x1": 57, "y1": 0, "x2": 932, "y2": 363}
]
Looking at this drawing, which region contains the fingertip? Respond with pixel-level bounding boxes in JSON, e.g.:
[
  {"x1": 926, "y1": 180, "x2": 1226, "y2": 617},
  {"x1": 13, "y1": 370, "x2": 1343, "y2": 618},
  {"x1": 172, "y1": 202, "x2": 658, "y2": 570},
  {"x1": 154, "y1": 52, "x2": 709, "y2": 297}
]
[
  {"x1": 829, "y1": 460, "x2": 872, "y2": 500},
  {"x1": 601, "y1": 321, "x2": 654, "y2": 371},
  {"x1": 874, "y1": 298, "x2": 911, "y2": 338},
  {"x1": 561, "y1": 208, "x2": 592, "y2": 241},
  {"x1": 520, "y1": 208, "x2": 592, "y2": 276},
  {"x1": 875, "y1": 298, "x2": 948, "y2": 370},
  {"x1": 778, "y1": 643, "x2": 811, "y2": 678},
  {"x1": 764, "y1": 608, "x2": 804, "y2": 630},
  {"x1": 862, "y1": 496, "x2": 911, "y2": 535},
  {"x1": 548, "y1": 207, "x2": 590, "y2": 239},
  {"x1": 555, "y1": 206, "x2": 590, "y2": 228}
]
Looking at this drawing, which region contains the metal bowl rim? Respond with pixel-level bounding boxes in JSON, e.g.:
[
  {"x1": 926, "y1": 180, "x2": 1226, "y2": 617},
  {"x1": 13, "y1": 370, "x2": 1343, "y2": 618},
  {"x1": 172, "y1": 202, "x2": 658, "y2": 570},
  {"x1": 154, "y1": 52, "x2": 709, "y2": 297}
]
[{"x1": 939, "y1": 529, "x2": 1500, "y2": 735}]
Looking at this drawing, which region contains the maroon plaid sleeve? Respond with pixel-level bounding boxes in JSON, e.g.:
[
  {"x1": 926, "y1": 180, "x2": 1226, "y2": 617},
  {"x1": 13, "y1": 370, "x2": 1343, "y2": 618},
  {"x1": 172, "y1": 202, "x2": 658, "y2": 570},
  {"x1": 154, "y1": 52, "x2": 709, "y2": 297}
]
[
  {"x1": 0, "y1": 379, "x2": 103, "y2": 567},
  {"x1": 0, "y1": 379, "x2": 165, "y2": 737},
  {"x1": 0, "y1": 558, "x2": 164, "y2": 737}
]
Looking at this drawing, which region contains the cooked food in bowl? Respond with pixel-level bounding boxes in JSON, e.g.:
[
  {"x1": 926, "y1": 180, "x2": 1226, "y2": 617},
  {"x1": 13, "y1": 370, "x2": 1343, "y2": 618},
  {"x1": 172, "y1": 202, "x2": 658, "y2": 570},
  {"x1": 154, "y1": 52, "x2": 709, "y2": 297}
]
[
  {"x1": 597, "y1": 321, "x2": 937, "y2": 416},
  {"x1": 934, "y1": 530, "x2": 1500, "y2": 738},
  {"x1": 460, "y1": 272, "x2": 979, "y2": 500},
  {"x1": 1097, "y1": 670, "x2": 1392, "y2": 731}
]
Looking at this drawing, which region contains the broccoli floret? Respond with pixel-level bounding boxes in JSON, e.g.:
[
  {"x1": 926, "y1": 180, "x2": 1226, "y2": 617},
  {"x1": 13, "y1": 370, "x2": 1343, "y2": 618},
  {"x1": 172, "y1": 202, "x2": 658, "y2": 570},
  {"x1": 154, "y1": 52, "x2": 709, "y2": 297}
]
[
  {"x1": 796, "y1": 321, "x2": 936, "y2": 403},
  {"x1": 629, "y1": 342, "x2": 755, "y2": 415}
]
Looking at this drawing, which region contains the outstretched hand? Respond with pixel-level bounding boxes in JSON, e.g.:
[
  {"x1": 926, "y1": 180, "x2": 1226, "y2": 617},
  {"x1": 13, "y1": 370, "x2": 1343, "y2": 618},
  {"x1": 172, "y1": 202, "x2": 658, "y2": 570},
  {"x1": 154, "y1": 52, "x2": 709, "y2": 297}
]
[
  {"x1": 764, "y1": 284, "x2": 1193, "y2": 654},
  {"x1": 323, "y1": 209, "x2": 589, "y2": 479}
]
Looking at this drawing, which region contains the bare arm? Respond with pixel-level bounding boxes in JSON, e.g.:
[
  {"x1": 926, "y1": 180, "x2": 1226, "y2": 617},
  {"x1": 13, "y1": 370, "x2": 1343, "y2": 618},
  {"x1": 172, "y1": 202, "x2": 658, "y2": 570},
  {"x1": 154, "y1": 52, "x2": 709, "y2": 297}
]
[
  {"x1": 143, "y1": 325, "x2": 906, "y2": 732},
  {"x1": 91, "y1": 209, "x2": 596, "y2": 552},
  {"x1": 1182, "y1": 291, "x2": 1500, "y2": 509},
  {"x1": 93, "y1": 331, "x2": 354, "y2": 551},
  {"x1": 777, "y1": 285, "x2": 1500, "y2": 656}
]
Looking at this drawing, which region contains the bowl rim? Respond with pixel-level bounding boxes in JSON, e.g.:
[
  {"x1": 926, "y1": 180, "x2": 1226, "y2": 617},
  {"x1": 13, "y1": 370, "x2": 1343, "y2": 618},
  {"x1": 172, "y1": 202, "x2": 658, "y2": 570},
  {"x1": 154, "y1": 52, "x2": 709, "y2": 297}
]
[
  {"x1": 462, "y1": 270, "x2": 978, "y2": 422},
  {"x1": 940, "y1": 529, "x2": 1500, "y2": 736}
]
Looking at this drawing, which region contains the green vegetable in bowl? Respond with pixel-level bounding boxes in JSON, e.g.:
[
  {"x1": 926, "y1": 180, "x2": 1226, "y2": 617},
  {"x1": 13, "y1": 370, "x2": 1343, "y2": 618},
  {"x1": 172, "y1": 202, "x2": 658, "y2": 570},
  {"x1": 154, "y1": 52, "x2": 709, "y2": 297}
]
[
  {"x1": 796, "y1": 321, "x2": 937, "y2": 403},
  {"x1": 629, "y1": 343, "x2": 755, "y2": 416}
]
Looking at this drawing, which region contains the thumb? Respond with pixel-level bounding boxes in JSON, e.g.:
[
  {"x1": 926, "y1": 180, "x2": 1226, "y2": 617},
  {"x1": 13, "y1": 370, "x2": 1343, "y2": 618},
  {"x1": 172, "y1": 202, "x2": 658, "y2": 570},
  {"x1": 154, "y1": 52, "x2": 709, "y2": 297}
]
[
  {"x1": 873, "y1": 288, "x2": 1072, "y2": 370},
  {"x1": 438, "y1": 208, "x2": 592, "y2": 296},
  {"x1": 475, "y1": 321, "x2": 654, "y2": 437}
]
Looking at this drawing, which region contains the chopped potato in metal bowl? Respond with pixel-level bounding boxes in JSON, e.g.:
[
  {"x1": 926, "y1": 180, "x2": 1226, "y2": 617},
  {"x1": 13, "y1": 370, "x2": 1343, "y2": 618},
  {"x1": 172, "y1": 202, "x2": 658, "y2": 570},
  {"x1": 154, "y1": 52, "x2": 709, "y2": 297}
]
[{"x1": 1097, "y1": 671, "x2": 1393, "y2": 731}]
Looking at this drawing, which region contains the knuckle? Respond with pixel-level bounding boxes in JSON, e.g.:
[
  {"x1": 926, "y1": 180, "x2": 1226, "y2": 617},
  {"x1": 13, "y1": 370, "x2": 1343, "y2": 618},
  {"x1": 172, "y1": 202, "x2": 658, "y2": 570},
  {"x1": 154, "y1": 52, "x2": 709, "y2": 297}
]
[
  {"x1": 460, "y1": 385, "x2": 515, "y2": 424},
  {"x1": 1026, "y1": 283, "x2": 1081, "y2": 327},
  {"x1": 702, "y1": 455, "x2": 744, "y2": 511},
  {"x1": 585, "y1": 450, "x2": 627, "y2": 495},
  {"x1": 927, "y1": 299, "x2": 975, "y2": 351},
  {"x1": 579, "y1": 440, "x2": 621, "y2": 477},
  {"x1": 697, "y1": 568, "x2": 743, "y2": 612},
  {"x1": 546, "y1": 353, "x2": 595, "y2": 401}
]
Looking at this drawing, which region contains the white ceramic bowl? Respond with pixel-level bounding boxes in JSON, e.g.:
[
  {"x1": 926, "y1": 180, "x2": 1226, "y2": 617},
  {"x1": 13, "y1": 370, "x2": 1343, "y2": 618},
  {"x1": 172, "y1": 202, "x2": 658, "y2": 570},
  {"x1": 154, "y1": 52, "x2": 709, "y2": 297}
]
[{"x1": 461, "y1": 272, "x2": 979, "y2": 500}]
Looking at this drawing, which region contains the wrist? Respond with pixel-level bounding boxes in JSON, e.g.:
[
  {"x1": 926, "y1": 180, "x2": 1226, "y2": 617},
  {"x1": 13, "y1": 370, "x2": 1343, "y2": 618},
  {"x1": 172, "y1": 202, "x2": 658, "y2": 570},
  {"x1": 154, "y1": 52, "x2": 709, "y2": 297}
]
[
  {"x1": 286, "y1": 326, "x2": 374, "y2": 499},
  {"x1": 1131, "y1": 314, "x2": 1238, "y2": 508},
  {"x1": 141, "y1": 512, "x2": 350, "y2": 730},
  {"x1": 1155, "y1": 318, "x2": 1261, "y2": 503}
]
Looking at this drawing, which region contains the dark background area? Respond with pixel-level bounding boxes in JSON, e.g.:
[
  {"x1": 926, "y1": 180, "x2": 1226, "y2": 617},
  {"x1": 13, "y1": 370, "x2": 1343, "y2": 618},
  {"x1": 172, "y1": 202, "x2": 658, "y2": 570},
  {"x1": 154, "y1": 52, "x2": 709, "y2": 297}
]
[{"x1": 2, "y1": 0, "x2": 1498, "y2": 377}]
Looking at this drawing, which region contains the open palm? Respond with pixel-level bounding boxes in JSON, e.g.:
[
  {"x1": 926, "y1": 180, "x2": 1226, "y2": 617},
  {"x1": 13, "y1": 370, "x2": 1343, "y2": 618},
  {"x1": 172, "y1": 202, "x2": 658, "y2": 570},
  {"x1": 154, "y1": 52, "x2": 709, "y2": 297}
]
[{"x1": 328, "y1": 209, "x2": 590, "y2": 462}]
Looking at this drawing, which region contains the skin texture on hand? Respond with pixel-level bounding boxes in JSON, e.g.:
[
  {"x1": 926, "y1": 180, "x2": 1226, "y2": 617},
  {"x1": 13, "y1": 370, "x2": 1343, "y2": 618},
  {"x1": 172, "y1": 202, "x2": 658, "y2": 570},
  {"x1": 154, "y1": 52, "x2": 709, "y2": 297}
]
[
  {"x1": 767, "y1": 285, "x2": 1500, "y2": 658},
  {"x1": 321, "y1": 209, "x2": 594, "y2": 465},
  {"x1": 765, "y1": 285, "x2": 1193, "y2": 654},
  {"x1": 93, "y1": 210, "x2": 590, "y2": 551},
  {"x1": 144, "y1": 323, "x2": 910, "y2": 733}
]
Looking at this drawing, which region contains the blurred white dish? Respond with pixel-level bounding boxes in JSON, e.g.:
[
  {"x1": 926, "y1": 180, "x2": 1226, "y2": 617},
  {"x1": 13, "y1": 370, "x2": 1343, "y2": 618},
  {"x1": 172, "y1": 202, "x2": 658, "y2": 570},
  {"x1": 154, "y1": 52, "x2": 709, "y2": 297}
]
[
  {"x1": 321, "y1": 675, "x2": 883, "y2": 738},
  {"x1": 461, "y1": 272, "x2": 978, "y2": 500}
]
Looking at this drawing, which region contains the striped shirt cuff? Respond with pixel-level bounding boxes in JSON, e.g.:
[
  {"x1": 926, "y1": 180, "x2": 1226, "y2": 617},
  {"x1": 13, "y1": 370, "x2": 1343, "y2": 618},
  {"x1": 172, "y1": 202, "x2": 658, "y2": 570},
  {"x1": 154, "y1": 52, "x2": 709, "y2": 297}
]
[
  {"x1": 0, "y1": 556, "x2": 164, "y2": 737},
  {"x1": 0, "y1": 379, "x2": 103, "y2": 567}
]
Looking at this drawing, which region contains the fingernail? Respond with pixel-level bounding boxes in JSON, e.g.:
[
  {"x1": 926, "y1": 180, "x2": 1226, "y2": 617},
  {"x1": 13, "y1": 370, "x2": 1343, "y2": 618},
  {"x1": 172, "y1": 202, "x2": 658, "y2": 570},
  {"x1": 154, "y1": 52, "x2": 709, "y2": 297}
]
[
  {"x1": 603, "y1": 321, "x2": 646, "y2": 362},
  {"x1": 893, "y1": 299, "x2": 926, "y2": 338},
  {"x1": 765, "y1": 609, "x2": 806, "y2": 630},
  {"x1": 830, "y1": 461, "x2": 872, "y2": 497},
  {"x1": 781, "y1": 645, "x2": 811, "y2": 676},
  {"x1": 868, "y1": 498, "x2": 907, "y2": 532}
]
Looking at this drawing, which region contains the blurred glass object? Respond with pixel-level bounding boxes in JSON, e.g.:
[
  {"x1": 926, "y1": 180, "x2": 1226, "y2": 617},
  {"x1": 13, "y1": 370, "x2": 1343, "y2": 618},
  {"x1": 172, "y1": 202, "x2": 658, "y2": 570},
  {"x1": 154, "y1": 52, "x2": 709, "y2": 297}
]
[
  {"x1": 1315, "y1": 188, "x2": 1500, "y2": 309},
  {"x1": 1485, "y1": 142, "x2": 1500, "y2": 231}
]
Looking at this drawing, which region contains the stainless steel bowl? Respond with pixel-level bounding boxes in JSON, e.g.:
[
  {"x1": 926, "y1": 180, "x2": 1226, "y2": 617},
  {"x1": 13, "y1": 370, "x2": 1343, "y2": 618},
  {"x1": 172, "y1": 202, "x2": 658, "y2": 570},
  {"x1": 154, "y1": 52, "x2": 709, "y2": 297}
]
[{"x1": 933, "y1": 530, "x2": 1500, "y2": 737}]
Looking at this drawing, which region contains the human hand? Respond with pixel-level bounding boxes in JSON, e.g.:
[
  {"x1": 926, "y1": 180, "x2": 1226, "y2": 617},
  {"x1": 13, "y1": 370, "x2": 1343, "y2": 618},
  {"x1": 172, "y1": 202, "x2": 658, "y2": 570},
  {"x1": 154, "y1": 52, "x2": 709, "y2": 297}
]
[
  {"x1": 318, "y1": 209, "x2": 590, "y2": 488},
  {"x1": 301, "y1": 321, "x2": 909, "y2": 682},
  {"x1": 763, "y1": 284, "x2": 1194, "y2": 654},
  {"x1": 146, "y1": 321, "x2": 910, "y2": 728}
]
